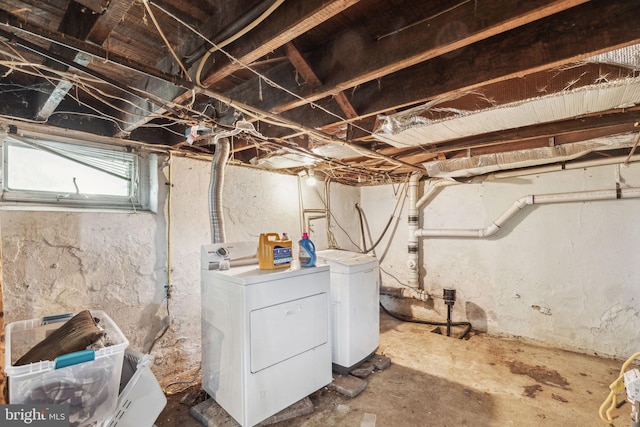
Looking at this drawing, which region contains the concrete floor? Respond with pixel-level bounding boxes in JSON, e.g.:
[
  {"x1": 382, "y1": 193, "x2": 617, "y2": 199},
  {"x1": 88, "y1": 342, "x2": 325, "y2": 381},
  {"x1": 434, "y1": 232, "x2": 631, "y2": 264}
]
[{"x1": 155, "y1": 309, "x2": 631, "y2": 427}]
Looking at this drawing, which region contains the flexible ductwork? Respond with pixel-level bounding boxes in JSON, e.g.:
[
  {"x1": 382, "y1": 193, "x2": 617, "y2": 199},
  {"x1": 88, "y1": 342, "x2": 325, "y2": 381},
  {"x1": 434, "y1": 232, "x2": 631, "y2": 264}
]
[
  {"x1": 209, "y1": 137, "x2": 230, "y2": 244},
  {"x1": 207, "y1": 120, "x2": 266, "y2": 244}
]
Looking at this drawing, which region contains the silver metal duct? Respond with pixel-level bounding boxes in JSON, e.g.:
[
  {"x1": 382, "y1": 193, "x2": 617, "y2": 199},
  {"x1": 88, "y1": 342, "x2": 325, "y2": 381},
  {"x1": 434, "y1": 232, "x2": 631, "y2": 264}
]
[
  {"x1": 207, "y1": 120, "x2": 267, "y2": 243},
  {"x1": 209, "y1": 137, "x2": 230, "y2": 244}
]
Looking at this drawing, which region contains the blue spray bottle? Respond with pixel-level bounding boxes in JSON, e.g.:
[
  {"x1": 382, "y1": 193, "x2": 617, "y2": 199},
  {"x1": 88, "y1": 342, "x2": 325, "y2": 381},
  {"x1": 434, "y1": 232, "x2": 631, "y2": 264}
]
[{"x1": 298, "y1": 232, "x2": 316, "y2": 267}]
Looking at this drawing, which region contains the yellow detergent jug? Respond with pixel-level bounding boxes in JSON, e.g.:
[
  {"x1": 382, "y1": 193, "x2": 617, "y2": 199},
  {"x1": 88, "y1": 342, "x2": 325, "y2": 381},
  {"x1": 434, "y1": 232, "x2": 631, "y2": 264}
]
[{"x1": 258, "y1": 233, "x2": 292, "y2": 269}]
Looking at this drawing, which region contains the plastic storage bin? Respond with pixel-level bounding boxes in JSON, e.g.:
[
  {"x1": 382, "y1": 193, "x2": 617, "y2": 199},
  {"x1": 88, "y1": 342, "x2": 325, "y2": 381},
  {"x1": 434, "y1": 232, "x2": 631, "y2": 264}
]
[
  {"x1": 99, "y1": 349, "x2": 167, "y2": 427},
  {"x1": 4, "y1": 310, "x2": 129, "y2": 427}
]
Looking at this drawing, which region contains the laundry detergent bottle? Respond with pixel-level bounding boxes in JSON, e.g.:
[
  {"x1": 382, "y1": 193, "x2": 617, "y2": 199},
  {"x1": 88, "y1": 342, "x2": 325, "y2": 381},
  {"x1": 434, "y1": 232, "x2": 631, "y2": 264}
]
[{"x1": 298, "y1": 232, "x2": 316, "y2": 267}]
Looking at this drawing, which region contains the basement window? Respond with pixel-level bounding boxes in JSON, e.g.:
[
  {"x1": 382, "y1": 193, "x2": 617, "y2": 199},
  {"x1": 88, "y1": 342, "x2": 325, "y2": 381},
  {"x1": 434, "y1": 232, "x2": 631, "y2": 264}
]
[{"x1": 1, "y1": 132, "x2": 157, "y2": 211}]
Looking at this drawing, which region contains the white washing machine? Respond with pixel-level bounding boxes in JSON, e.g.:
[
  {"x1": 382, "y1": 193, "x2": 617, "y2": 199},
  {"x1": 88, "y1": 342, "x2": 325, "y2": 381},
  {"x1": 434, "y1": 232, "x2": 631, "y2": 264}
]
[
  {"x1": 315, "y1": 249, "x2": 380, "y2": 374},
  {"x1": 201, "y1": 260, "x2": 332, "y2": 427}
]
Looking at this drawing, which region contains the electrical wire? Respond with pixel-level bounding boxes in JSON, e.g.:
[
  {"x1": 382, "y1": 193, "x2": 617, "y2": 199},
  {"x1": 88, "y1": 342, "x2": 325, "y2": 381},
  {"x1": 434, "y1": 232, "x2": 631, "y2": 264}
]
[
  {"x1": 354, "y1": 175, "x2": 409, "y2": 254},
  {"x1": 163, "y1": 366, "x2": 202, "y2": 395},
  {"x1": 0, "y1": 43, "x2": 217, "y2": 136},
  {"x1": 599, "y1": 351, "x2": 640, "y2": 424},
  {"x1": 146, "y1": 1, "x2": 398, "y2": 160},
  {"x1": 194, "y1": 0, "x2": 286, "y2": 86},
  {"x1": 310, "y1": 184, "x2": 363, "y2": 251},
  {"x1": 379, "y1": 266, "x2": 421, "y2": 292},
  {"x1": 141, "y1": 0, "x2": 192, "y2": 81},
  {"x1": 1, "y1": 5, "x2": 420, "y2": 175},
  {"x1": 148, "y1": 154, "x2": 174, "y2": 356}
]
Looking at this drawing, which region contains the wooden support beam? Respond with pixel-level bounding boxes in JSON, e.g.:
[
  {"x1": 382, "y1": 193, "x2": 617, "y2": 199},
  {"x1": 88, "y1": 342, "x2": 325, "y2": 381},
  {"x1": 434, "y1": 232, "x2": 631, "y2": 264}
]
[
  {"x1": 274, "y1": 0, "x2": 640, "y2": 137},
  {"x1": 284, "y1": 42, "x2": 321, "y2": 88},
  {"x1": 224, "y1": 0, "x2": 588, "y2": 117},
  {"x1": 284, "y1": 42, "x2": 359, "y2": 120},
  {"x1": 195, "y1": 0, "x2": 362, "y2": 90},
  {"x1": 35, "y1": 0, "x2": 133, "y2": 121},
  {"x1": 117, "y1": 0, "x2": 361, "y2": 136}
]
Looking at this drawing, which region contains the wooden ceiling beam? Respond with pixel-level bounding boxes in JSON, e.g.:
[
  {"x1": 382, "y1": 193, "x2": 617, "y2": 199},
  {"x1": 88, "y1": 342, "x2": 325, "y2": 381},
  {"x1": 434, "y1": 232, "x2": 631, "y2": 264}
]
[
  {"x1": 225, "y1": 0, "x2": 587, "y2": 117},
  {"x1": 34, "y1": 2, "x2": 100, "y2": 120},
  {"x1": 116, "y1": 0, "x2": 361, "y2": 136},
  {"x1": 273, "y1": 0, "x2": 640, "y2": 138},
  {"x1": 283, "y1": 42, "x2": 358, "y2": 120},
  {"x1": 193, "y1": 0, "x2": 362, "y2": 91}
]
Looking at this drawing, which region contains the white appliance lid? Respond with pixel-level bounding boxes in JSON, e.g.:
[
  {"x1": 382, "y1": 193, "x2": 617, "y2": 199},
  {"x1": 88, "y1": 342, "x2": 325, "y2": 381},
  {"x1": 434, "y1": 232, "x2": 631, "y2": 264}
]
[
  {"x1": 315, "y1": 249, "x2": 378, "y2": 274},
  {"x1": 202, "y1": 263, "x2": 329, "y2": 285}
]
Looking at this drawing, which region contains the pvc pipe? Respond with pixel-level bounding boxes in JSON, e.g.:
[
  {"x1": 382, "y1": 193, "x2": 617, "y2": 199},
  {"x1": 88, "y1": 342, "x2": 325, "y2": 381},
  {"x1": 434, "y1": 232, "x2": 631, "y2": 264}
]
[
  {"x1": 407, "y1": 173, "x2": 422, "y2": 287},
  {"x1": 416, "y1": 179, "x2": 461, "y2": 209},
  {"x1": 416, "y1": 187, "x2": 640, "y2": 239},
  {"x1": 380, "y1": 285, "x2": 429, "y2": 302}
]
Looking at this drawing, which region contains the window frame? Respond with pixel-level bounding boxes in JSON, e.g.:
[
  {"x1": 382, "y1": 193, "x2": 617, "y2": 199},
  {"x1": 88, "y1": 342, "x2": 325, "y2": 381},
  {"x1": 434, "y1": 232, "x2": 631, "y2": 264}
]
[{"x1": 0, "y1": 130, "x2": 157, "y2": 212}]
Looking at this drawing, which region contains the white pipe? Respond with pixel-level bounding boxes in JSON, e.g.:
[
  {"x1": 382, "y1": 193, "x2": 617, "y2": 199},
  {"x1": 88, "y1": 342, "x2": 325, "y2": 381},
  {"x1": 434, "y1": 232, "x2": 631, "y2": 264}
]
[
  {"x1": 404, "y1": 167, "x2": 640, "y2": 297},
  {"x1": 407, "y1": 173, "x2": 422, "y2": 287},
  {"x1": 407, "y1": 176, "x2": 460, "y2": 286},
  {"x1": 380, "y1": 285, "x2": 430, "y2": 302},
  {"x1": 416, "y1": 187, "x2": 640, "y2": 239},
  {"x1": 416, "y1": 179, "x2": 461, "y2": 209},
  {"x1": 489, "y1": 155, "x2": 640, "y2": 180}
]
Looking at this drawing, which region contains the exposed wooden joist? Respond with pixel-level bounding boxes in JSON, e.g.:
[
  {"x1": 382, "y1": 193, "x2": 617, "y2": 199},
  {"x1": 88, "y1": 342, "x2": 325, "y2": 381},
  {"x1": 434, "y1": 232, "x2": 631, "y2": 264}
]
[
  {"x1": 195, "y1": 0, "x2": 362, "y2": 90},
  {"x1": 116, "y1": 0, "x2": 361, "y2": 136},
  {"x1": 35, "y1": 2, "x2": 101, "y2": 120},
  {"x1": 223, "y1": 0, "x2": 587, "y2": 117},
  {"x1": 273, "y1": 0, "x2": 640, "y2": 139},
  {"x1": 86, "y1": 0, "x2": 134, "y2": 44},
  {"x1": 0, "y1": 19, "x2": 419, "y2": 173},
  {"x1": 283, "y1": 42, "x2": 358, "y2": 119},
  {"x1": 284, "y1": 42, "x2": 322, "y2": 88},
  {"x1": 33, "y1": 0, "x2": 134, "y2": 121}
]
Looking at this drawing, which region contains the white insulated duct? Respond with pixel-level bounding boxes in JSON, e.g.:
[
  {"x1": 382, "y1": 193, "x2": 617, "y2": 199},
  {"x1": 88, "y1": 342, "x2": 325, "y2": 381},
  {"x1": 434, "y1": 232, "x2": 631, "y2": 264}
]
[
  {"x1": 374, "y1": 77, "x2": 640, "y2": 148},
  {"x1": 425, "y1": 134, "x2": 637, "y2": 178},
  {"x1": 406, "y1": 173, "x2": 640, "y2": 288}
]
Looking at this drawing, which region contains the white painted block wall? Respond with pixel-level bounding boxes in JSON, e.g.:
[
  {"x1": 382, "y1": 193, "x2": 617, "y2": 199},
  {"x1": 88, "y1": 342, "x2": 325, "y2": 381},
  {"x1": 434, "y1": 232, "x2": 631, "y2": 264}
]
[
  {"x1": 362, "y1": 162, "x2": 640, "y2": 359},
  {"x1": 0, "y1": 156, "x2": 359, "y2": 380},
  {"x1": 3, "y1": 155, "x2": 639, "y2": 384}
]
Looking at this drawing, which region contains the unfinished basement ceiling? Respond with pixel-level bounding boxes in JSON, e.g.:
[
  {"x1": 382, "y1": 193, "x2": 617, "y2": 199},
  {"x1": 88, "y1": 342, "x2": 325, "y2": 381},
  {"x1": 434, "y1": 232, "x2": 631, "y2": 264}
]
[{"x1": 0, "y1": 0, "x2": 640, "y2": 185}]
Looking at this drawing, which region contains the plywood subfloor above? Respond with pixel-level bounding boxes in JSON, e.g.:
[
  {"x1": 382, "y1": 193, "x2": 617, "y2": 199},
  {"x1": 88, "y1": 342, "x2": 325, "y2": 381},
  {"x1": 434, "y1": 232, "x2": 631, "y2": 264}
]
[{"x1": 155, "y1": 310, "x2": 627, "y2": 426}]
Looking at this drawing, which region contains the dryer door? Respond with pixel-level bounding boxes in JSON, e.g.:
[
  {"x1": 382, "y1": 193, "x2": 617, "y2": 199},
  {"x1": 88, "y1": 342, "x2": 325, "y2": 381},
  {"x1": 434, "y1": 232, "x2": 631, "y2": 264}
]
[{"x1": 250, "y1": 292, "x2": 328, "y2": 373}]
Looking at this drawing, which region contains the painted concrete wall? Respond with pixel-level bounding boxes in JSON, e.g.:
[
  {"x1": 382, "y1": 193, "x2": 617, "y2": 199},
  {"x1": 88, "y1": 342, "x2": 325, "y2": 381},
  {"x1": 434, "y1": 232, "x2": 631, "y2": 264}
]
[
  {"x1": 1, "y1": 156, "x2": 360, "y2": 381},
  {"x1": 6, "y1": 149, "x2": 635, "y2": 382},
  {"x1": 362, "y1": 162, "x2": 640, "y2": 359}
]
